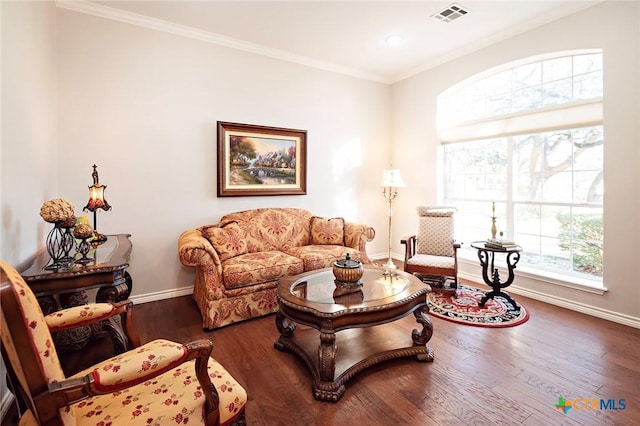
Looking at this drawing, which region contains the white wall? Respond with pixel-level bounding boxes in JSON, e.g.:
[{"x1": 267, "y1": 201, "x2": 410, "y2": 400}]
[
  {"x1": 56, "y1": 9, "x2": 391, "y2": 298},
  {"x1": 0, "y1": 0, "x2": 59, "y2": 418},
  {"x1": 392, "y1": 1, "x2": 640, "y2": 323},
  {"x1": 1, "y1": 0, "x2": 58, "y2": 264}
]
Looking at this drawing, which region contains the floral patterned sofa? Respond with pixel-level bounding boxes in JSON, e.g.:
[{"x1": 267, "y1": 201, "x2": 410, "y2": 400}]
[{"x1": 178, "y1": 208, "x2": 376, "y2": 330}]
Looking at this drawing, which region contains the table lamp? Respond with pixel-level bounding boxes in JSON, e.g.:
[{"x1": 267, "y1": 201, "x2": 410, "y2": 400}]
[{"x1": 83, "y1": 164, "x2": 111, "y2": 244}]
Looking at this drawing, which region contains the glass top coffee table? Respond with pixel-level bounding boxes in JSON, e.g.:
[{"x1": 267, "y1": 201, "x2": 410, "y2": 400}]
[{"x1": 275, "y1": 265, "x2": 434, "y2": 402}]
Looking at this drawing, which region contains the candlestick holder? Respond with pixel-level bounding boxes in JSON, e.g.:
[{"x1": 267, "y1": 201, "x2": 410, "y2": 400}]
[{"x1": 490, "y1": 202, "x2": 497, "y2": 239}]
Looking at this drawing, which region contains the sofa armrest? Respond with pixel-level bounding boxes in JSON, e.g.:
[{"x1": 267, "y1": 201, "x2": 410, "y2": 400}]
[
  {"x1": 344, "y1": 222, "x2": 376, "y2": 263},
  {"x1": 178, "y1": 229, "x2": 222, "y2": 269}
]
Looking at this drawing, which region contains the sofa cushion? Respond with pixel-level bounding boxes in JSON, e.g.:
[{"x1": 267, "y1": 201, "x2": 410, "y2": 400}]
[
  {"x1": 221, "y1": 208, "x2": 312, "y2": 252},
  {"x1": 310, "y1": 217, "x2": 345, "y2": 245},
  {"x1": 222, "y1": 251, "x2": 304, "y2": 289},
  {"x1": 285, "y1": 245, "x2": 360, "y2": 271},
  {"x1": 202, "y1": 222, "x2": 248, "y2": 261}
]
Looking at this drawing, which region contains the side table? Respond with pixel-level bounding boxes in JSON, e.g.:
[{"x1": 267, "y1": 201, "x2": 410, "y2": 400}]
[
  {"x1": 470, "y1": 241, "x2": 522, "y2": 311},
  {"x1": 20, "y1": 234, "x2": 134, "y2": 352}
]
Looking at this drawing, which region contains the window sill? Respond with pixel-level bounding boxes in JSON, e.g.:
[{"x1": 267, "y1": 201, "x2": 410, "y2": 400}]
[{"x1": 458, "y1": 252, "x2": 607, "y2": 295}]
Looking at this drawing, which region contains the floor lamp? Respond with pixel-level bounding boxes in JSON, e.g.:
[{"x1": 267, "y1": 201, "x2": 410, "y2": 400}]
[{"x1": 382, "y1": 168, "x2": 405, "y2": 271}]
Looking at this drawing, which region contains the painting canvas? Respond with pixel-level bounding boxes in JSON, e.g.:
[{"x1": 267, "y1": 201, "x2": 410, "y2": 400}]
[{"x1": 217, "y1": 122, "x2": 307, "y2": 196}]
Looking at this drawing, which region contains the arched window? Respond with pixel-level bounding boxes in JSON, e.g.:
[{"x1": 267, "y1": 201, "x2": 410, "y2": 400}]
[{"x1": 438, "y1": 51, "x2": 603, "y2": 284}]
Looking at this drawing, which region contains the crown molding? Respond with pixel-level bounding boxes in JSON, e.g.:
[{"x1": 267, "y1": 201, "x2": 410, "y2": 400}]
[{"x1": 55, "y1": 0, "x2": 391, "y2": 84}]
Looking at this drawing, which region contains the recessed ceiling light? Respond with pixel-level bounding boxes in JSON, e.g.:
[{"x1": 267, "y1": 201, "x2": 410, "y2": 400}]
[{"x1": 385, "y1": 35, "x2": 405, "y2": 46}]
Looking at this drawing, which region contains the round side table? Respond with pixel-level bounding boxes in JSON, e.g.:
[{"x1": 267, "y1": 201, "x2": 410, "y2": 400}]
[{"x1": 470, "y1": 241, "x2": 522, "y2": 311}]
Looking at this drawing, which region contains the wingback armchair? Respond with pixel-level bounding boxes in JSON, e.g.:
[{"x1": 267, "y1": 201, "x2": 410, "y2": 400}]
[
  {"x1": 401, "y1": 206, "x2": 461, "y2": 294},
  {"x1": 0, "y1": 259, "x2": 247, "y2": 426}
]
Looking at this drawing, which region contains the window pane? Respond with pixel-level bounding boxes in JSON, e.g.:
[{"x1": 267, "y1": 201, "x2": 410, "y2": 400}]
[
  {"x1": 514, "y1": 134, "x2": 543, "y2": 202},
  {"x1": 514, "y1": 204, "x2": 541, "y2": 237},
  {"x1": 573, "y1": 171, "x2": 602, "y2": 203},
  {"x1": 541, "y1": 205, "x2": 570, "y2": 238},
  {"x1": 544, "y1": 133, "x2": 573, "y2": 170},
  {"x1": 542, "y1": 171, "x2": 573, "y2": 202},
  {"x1": 543, "y1": 77, "x2": 572, "y2": 106},
  {"x1": 574, "y1": 53, "x2": 603, "y2": 75},
  {"x1": 513, "y1": 86, "x2": 542, "y2": 112},
  {"x1": 484, "y1": 70, "x2": 512, "y2": 97},
  {"x1": 487, "y1": 93, "x2": 512, "y2": 116},
  {"x1": 541, "y1": 236, "x2": 571, "y2": 271},
  {"x1": 574, "y1": 70, "x2": 603, "y2": 99},
  {"x1": 543, "y1": 56, "x2": 572, "y2": 83},
  {"x1": 571, "y1": 207, "x2": 603, "y2": 276},
  {"x1": 513, "y1": 62, "x2": 541, "y2": 89}
]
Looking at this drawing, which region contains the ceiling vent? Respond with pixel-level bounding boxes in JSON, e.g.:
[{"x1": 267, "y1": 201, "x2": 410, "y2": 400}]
[{"x1": 432, "y1": 3, "x2": 469, "y2": 23}]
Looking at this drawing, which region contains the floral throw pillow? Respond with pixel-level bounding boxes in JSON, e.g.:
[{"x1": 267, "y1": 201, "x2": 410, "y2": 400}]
[
  {"x1": 310, "y1": 217, "x2": 345, "y2": 246},
  {"x1": 203, "y1": 222, "x2": 248, "y2": 261}
]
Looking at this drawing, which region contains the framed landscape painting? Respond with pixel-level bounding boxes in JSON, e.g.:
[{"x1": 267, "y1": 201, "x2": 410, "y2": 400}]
[{"x1": 217, "y1": 121, "x2": 307, "y2": 196}]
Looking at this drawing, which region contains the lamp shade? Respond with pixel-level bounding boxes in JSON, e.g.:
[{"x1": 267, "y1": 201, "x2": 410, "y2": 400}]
[
  {"x1": 381, "y1": 168, "x2": 405, "y2": 188},
  {"x1": 83, "y1": 164, "x2": 112, "y2": 213},
  {"x1": 84, "y1": 184, "x2": 111, "y2": 212}
]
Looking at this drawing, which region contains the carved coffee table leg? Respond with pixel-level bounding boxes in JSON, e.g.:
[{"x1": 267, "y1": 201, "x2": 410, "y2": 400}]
[
  {"x1": 314, "y1": 327, "x2": 344, "y2": 402},
  {"x1": 412, "y1": 305, "x2": 435, "y2": 362},
  {"x1": 274, "y1": 312, "x2": 296, "y2": 351},
  {"x1": 318, "y1": 329, "x2": 337, "y2": 381}
]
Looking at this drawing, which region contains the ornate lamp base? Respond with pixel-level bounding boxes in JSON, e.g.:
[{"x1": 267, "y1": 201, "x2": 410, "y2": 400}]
[
  {"x1": 383, "y1": 258, "x2": 397, "y2": 270},
  {"x1": 92, "y1": 231, "x2": 108, "y2": 245}
]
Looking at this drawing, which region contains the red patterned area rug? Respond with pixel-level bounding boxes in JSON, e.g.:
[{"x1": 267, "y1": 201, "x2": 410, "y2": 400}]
[{"x1": 426, "y1": 285, "x2": 529, "y2": 328}]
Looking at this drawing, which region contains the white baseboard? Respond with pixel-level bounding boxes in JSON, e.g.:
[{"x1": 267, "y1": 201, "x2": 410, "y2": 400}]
[
  {"x1": 370, "y1": 252, "x2": 402, "y2": 263},
  {"x1": 130, "y1": 286, "x2": 194, "y2": 304},
  {"x1": 458, "y1": 271, "x2": 640, "y2": 329}
]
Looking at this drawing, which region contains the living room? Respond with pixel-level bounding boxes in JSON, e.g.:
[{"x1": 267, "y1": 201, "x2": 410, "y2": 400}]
[{"x1": 2, "y1": 0, "x2": 639, "y2": 424}]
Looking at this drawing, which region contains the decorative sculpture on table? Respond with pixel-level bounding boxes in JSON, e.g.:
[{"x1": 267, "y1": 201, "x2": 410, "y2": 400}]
[
  {"x1": 333, "y1": 253, "x2": 364, "y2": 286},
  {"x1": 39, "y1": 198, "x2": 76, "y2": 270},
  {"x1": 73, "y1": 222, "x2": 95, "y2": 265},
  {"x1": 83, "y1": 164, "x2": 112, "y2": 244},
  {"x1": 490, "y1": 201, "x2": 497, "y2": 240}
]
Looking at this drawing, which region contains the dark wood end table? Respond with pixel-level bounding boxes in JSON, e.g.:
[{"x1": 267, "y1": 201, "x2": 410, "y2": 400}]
[
  {"x1": 275, "y1": 266, "x2": 434, "y2": 402},
  {"x1": 21, "y1": 234, "x2": 134, "y2": 352},
  {"x1": 470, "y1": 241, "x2": 522, "y2": 311}
]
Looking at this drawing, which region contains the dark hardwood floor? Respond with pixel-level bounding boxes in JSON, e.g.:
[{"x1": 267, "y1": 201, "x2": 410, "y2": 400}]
[{"x1": 3, "y1": 281, "x2": 639, "y2": 425}]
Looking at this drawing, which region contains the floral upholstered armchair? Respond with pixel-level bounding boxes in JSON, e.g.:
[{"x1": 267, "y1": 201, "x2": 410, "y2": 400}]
[
  {"x1": 0, "y1": 260, "x2": 247, "y2": 426},
  {"x1": 401, "y1": 206, "x2": 460, "y2": 294},
  {"x1": 179, "y1": 208, "x2": 375, "y2": 329}
]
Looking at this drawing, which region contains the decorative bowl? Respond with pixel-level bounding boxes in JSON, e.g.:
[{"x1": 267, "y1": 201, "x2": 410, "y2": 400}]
[{"x1": 333, "y1": 253, "x2": 363, "y2": 286}]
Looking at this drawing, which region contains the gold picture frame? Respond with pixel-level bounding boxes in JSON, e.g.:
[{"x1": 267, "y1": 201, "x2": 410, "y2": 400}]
[{"x1": 217, "y1": 121, "x2": 307, "y2": 197}]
